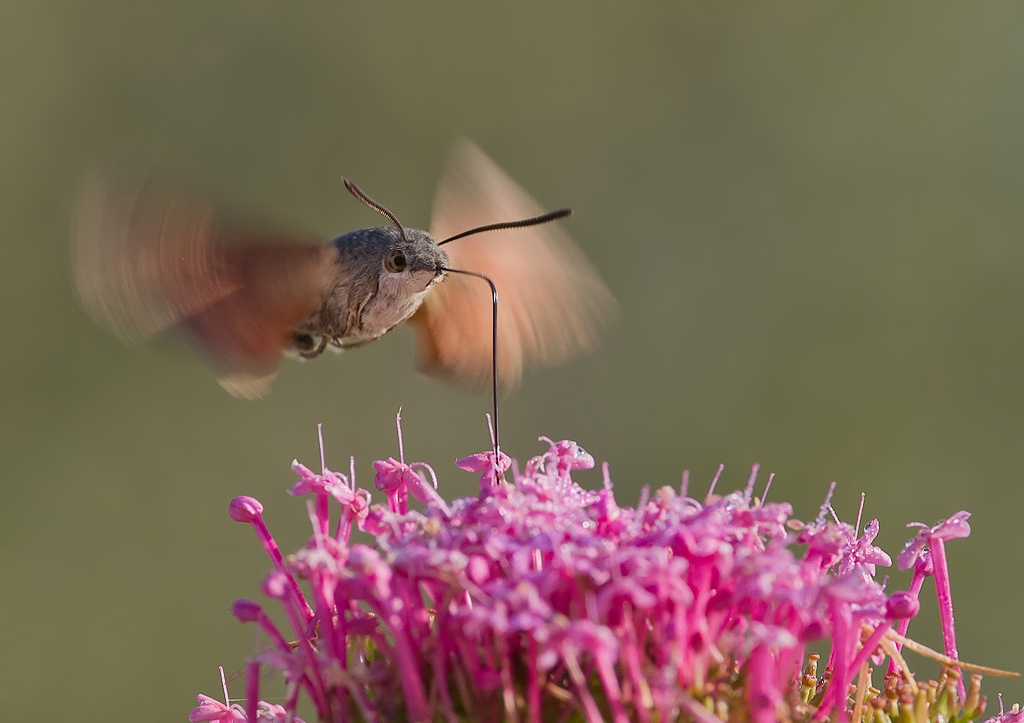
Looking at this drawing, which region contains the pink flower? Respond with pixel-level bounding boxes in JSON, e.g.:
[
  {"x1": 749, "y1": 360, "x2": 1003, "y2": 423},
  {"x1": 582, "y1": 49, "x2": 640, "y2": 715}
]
[
  {"x1": 896, "y1": 511, "x2": 973, "y2": 698},
  {"x1": 195, "y1": 429, "x2": 1005, "y2": 722},
  {"x1": 189, "y1": 694, "x2": 245, "y2": 723},
  {"x1": 455, "y1": 448, "x2": 511, "y2": 490},
  {"x1": 897, "y1": 509, "x2": 971, "y2": 570}
]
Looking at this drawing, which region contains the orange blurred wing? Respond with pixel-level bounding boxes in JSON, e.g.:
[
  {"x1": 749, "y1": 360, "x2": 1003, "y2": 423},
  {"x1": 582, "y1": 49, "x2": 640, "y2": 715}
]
[
  {"x1": 411, "y1": 141, "x2": 616, "y2": 392},
  {"x1": 72, "y1": 169, "x2": 335, "y2": 398}
]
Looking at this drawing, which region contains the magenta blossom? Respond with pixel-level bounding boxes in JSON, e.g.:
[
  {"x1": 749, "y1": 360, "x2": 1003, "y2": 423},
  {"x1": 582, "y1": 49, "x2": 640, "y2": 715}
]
[{"x1": 193, "y1": 431, "x2": 1009, "y2": 722}]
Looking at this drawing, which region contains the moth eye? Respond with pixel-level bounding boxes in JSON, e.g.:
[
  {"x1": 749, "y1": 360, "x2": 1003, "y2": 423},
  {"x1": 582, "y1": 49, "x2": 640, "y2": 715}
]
[{"x1": 384, "y1": 250, "x2": 407, "y2": 273}]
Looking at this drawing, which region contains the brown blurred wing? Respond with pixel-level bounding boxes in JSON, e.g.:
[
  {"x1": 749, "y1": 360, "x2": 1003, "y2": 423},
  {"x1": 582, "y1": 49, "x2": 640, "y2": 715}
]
[
  {"x1": 412, "y1": 141, "x2": 616, "y2": 392},
  {"x1": 72, "y1": 169, "x2": 335, "y2": 398}
]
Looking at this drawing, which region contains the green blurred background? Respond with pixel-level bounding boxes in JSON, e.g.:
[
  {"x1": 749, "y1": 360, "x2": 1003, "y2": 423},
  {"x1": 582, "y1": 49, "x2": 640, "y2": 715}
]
[{"x1": 3, "y1": 1, "x2": 1023, "y2": 718}]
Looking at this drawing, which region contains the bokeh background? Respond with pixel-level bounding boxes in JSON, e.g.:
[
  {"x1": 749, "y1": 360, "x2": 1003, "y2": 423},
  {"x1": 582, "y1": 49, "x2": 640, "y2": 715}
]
[{"x1": 3, "y1": 1, "x2": 1023, "y2": 718}]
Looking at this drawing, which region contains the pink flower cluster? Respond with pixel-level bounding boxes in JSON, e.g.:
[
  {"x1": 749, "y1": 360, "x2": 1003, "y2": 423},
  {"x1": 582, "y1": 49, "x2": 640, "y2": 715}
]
[{"x1": 191, "y1": 429, "x2": 1003, "y2": 722}]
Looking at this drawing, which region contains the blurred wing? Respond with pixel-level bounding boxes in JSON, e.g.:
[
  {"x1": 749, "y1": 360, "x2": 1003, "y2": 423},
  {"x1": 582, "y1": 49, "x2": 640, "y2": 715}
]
[
  {"x1": 72, "y1": 169, "x2": 336, "y2": 398},
  {"x1": 412, "y1": 140, "x2": 616, "y2": 392}
]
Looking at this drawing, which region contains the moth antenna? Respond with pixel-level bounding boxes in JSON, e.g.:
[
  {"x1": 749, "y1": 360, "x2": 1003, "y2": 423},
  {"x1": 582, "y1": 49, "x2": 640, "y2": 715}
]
[
  {"x1": 438, "y1": 208, "x2": 571, "y2": 246},
  {"x1": 343, "y1": 178, "x2": 409, "y2": 244},
  {"x1": 444, "y1": 267, "x2": 501, "y2": 478}
]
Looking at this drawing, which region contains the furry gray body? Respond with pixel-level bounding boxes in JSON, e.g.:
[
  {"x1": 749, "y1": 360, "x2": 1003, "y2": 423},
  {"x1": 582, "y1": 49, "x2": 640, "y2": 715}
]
[{"x1": 289, "y1": 226, "x2": 449, "y2": 356}]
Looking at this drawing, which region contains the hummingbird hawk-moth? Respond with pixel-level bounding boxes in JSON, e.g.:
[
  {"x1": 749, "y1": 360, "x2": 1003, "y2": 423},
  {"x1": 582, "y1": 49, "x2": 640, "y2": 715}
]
[{"x1": 72, "y1": 141, "x2": 615, "y2": 404}]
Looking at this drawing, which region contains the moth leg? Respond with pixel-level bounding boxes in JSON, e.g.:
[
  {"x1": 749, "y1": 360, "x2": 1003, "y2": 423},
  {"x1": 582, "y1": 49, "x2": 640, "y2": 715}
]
[
  {"x1": 293, "y1": 333, "x2": 329, "y2": 359},
  {"x1": 335, "y1": 337, "x2": 375, "y2": 351}
]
